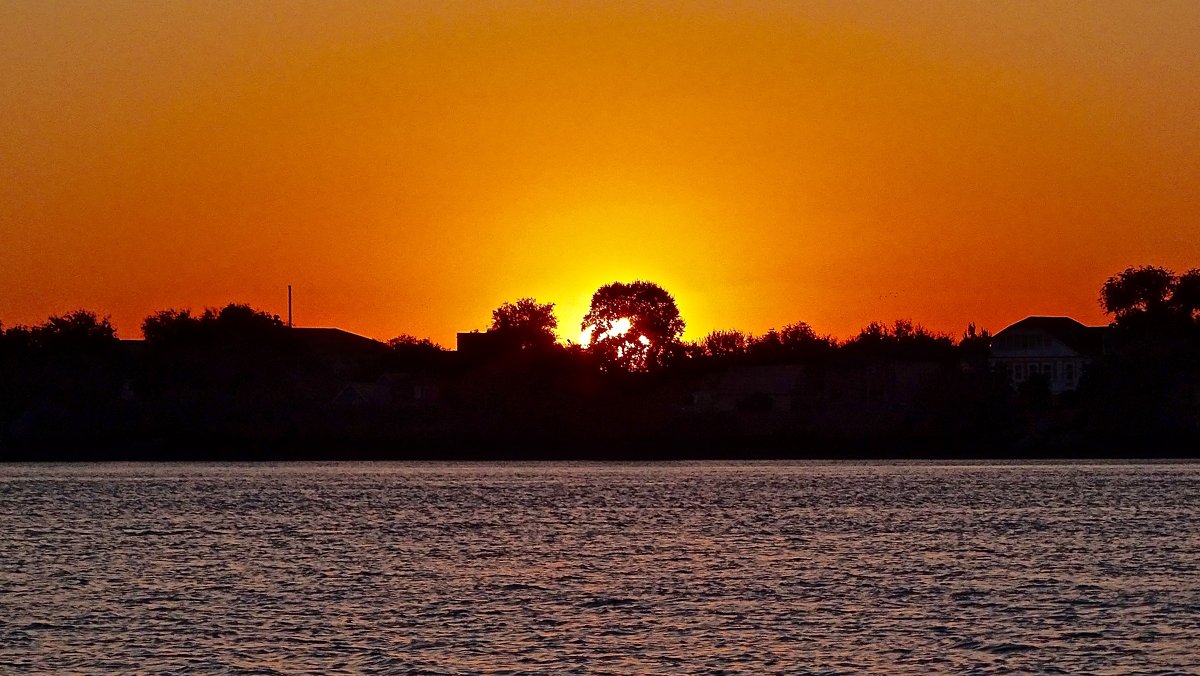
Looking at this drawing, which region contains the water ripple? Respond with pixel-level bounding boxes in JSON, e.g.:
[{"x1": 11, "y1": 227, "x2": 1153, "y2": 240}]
[{"x1": 1, "y1": 460, "x2": 1199, "y2": 673}]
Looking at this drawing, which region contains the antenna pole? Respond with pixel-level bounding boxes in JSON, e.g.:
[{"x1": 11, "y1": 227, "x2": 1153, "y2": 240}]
[{"x1": 287, "y1": 285, "x2": 293, "y2": 328}]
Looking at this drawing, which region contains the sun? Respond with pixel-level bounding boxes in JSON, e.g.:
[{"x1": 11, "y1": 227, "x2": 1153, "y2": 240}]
[{"x1": 578, "y1": 316, "x2": 649, "y2": 347}]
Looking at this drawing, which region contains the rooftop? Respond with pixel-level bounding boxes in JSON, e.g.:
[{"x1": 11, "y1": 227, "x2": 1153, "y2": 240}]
[{"x1": 995, "y1": 316, "x2": 1108, "y2": 356}]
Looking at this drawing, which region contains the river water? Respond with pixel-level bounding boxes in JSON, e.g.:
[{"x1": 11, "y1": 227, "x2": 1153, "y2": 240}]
[{"x1": 2, "y1": 461, "x2": 1199, "y2": 674}]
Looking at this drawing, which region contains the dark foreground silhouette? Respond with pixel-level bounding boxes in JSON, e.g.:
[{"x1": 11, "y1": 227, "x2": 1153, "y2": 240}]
[{"x1": 2, "y1": 267, "x2": 1198, "y2": 460}]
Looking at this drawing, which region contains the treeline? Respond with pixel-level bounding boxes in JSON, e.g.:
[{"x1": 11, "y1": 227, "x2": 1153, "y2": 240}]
[
  {"x1": 0, "y1": 266, "x2": 1197, "y2": 459},
  {"x1": 1083, "y1": 266, "x2": 1200, "y2": 450}
]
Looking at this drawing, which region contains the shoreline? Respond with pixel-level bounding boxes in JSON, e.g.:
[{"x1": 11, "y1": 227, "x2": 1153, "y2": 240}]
[{"x1": 4, "y1": 437, "x2": 1198, "y2": 462}]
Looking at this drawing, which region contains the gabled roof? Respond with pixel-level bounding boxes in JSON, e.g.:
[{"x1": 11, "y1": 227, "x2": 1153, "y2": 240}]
[
  {"x1": 291, "y1": 327, "x2": 388, "y2": 355},
  {"x1": 995, "y1": 316, "x2": 1107, "y2": 357}
]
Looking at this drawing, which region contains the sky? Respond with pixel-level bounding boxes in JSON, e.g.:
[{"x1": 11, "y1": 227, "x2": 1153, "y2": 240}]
[{"x1": 2, "y1": 1, "x2": 1198, "y2": 345}]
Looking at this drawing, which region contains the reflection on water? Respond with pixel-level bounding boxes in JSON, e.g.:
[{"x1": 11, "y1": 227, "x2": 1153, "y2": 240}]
[{"x1": 2, "y1": 460, "x2": 1199, "y2": 673}]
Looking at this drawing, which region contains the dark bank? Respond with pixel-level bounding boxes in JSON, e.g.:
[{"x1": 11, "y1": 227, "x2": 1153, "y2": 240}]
[{"x1": 2, "y1": 266, "x2": 1198, "y2": 461}]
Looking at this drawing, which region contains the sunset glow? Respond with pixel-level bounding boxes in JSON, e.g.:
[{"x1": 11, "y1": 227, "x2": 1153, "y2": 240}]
[
  {"x1": 580, "y1": 317, "x2": 652, "y2": 348},
  {"x1": 4, "y1": 6, "x2": 1200, "y2": 669},
  {"x1": 2, "y1": 2, "x2": 1199, "y2": 343}
]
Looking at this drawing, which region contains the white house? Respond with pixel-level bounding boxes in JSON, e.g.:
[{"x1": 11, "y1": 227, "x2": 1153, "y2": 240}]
[{"x1": 990, "y1": 316, "x2": 1108, "y2": 393}]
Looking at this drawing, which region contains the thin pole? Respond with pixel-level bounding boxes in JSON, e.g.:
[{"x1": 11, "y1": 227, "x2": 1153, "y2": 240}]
[{"x1": 287, "y1": 285, "x2": 293, "y2": 328}]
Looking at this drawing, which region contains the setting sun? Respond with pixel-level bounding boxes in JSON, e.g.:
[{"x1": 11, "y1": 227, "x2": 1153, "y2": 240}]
[
  {"x1": 4, "y1": 3, "x2": 1200, "y2": 673},
  {"x1": 580, "y1": 316, "x2": 646, "y2": 347},
  {"x1": 3, "y1": 2, "x2": 1198, "y2": 343}
]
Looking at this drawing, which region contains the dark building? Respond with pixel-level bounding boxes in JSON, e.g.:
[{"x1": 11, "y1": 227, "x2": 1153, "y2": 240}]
[
  {"x1": 990, "y1": 316, "x2": 1108, "y2": 393},
  {"x1": 456, "y1": 330, "x2": 517, "y2": 363},
  {"x1": 291, "y1": 327, "x2": 389, "y2": 378}
]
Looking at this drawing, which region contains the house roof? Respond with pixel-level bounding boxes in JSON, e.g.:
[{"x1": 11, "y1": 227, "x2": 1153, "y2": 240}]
[
  {"x1": 291, "y1": 327, "x2": 388, "y2": 355},
  {"x1": 994, "y1": 316, "x2": 1107, "y2": 357}
]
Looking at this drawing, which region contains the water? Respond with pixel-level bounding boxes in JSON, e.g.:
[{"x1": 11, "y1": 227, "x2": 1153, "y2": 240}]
[{"x1": 2, "y1": 461, "x2": 1199, "y2": 674}]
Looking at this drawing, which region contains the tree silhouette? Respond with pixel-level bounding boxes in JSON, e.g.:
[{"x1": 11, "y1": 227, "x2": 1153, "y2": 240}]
[
  {"x1": 204, "y1": 303, "x2": 284, "y2": 336},
  {"x1": 31, "y1": 310, "x2": 118, "y2": 353},
  {"x1": 747, "y1": 322, "x2": 836, "y2": 362},
  {"x1": 0, "y1": 312, "x2": 124, "y2": 439},
  {"x1": 138, "y1": 303, "x2": 295, "y2": 401},
  {"x1": 143, "y1": 304, "x2": 284, "y2": 346},
  {"x1": 0, "y1": 322, "x2": 26, "y2": 355},
  {"x1": 142, "y1": 309, "x2": 200, "y2": 345},
  {"x1": 701, "y1": 329, "x2": 748, "y2": 360},
  {"x1": 582, "y1": 281, "x2": 684, "y2": 371},
  {"x1": 1100, "y1": 265, "x2": 1178, "y2": 321},
  {"x1": 1083, "y1": 267, "x2": 1200, "y2": 448},
  {"x1": 842, "y1": 319, "x2": 954, "y2": 359},
  {"x1": 959, "y1": 322, "x2": 993, "y2": 366},
  {"x1": 387, "y1": 334, "x2": 447, "y2": 371},
  {"x1": 1173, "y1": 268, "x2": 1200, "y2": 321},
  {"x1": 1099, "y1": 265, "x2": 1200, "y2": 339},
  {"x1": 387, "y1": 334, "x2": 444, "y2": 351},
  {"x1": 490, "y1": 298, "x2": 558, "y2": 349}
]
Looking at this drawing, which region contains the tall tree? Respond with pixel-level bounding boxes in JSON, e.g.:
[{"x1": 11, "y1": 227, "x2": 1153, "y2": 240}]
[
  {"x1": 582, "y1": 281, "x2": 684, "y2": 371},
  {"x1": 1100, "y1": 265, "x2": 1178, "y2": 320},
  {"x1": 490, "y1": 298, "x2": 558, "y2": 349}
]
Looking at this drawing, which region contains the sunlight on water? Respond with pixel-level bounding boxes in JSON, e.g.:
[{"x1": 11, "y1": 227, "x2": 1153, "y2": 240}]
[{"x1": 2, "y1": 460, "x2": 1199, "y2": 673}]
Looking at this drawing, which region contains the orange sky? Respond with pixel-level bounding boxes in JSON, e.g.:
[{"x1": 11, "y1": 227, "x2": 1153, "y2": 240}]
[{"x1": 2, "y1": 1, "x2": 1198, "y2": 345}]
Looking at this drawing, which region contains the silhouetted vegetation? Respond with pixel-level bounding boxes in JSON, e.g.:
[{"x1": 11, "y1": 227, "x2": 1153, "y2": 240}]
[
  {"x1": 30, "y1": 310, "x2": 119, "y2": 354},
  {"x1": 959, "y1": 323, "x2": 993, "y2": 368},
  {"x1": 489, "y1": 298, "x2": 558, "y2": 351},
  {"x1": 841, "y1": 320, "x2": 955, "y2": 361},
  {"x1": 386, "y1": 334, "x2": 450, "y2": 372},
  {"x1": 1101, "y1": 265, "x2": 1188, "y2": 321},
  {"x1": 1, "y1": 268, "x2": 1198, "y2": 460},
  {"x1": 582, "y1": 281, "x2": 685, "y2": 372},
  {"x1": 0, "y1": 311, "x2": 126, "y2": 451},
  {"x1": 1076, "y1": 266, "x2": 1200, "y2": 449},
  {"x1": 698, "y1": 322, "x2": 839, "y2": 366}
]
